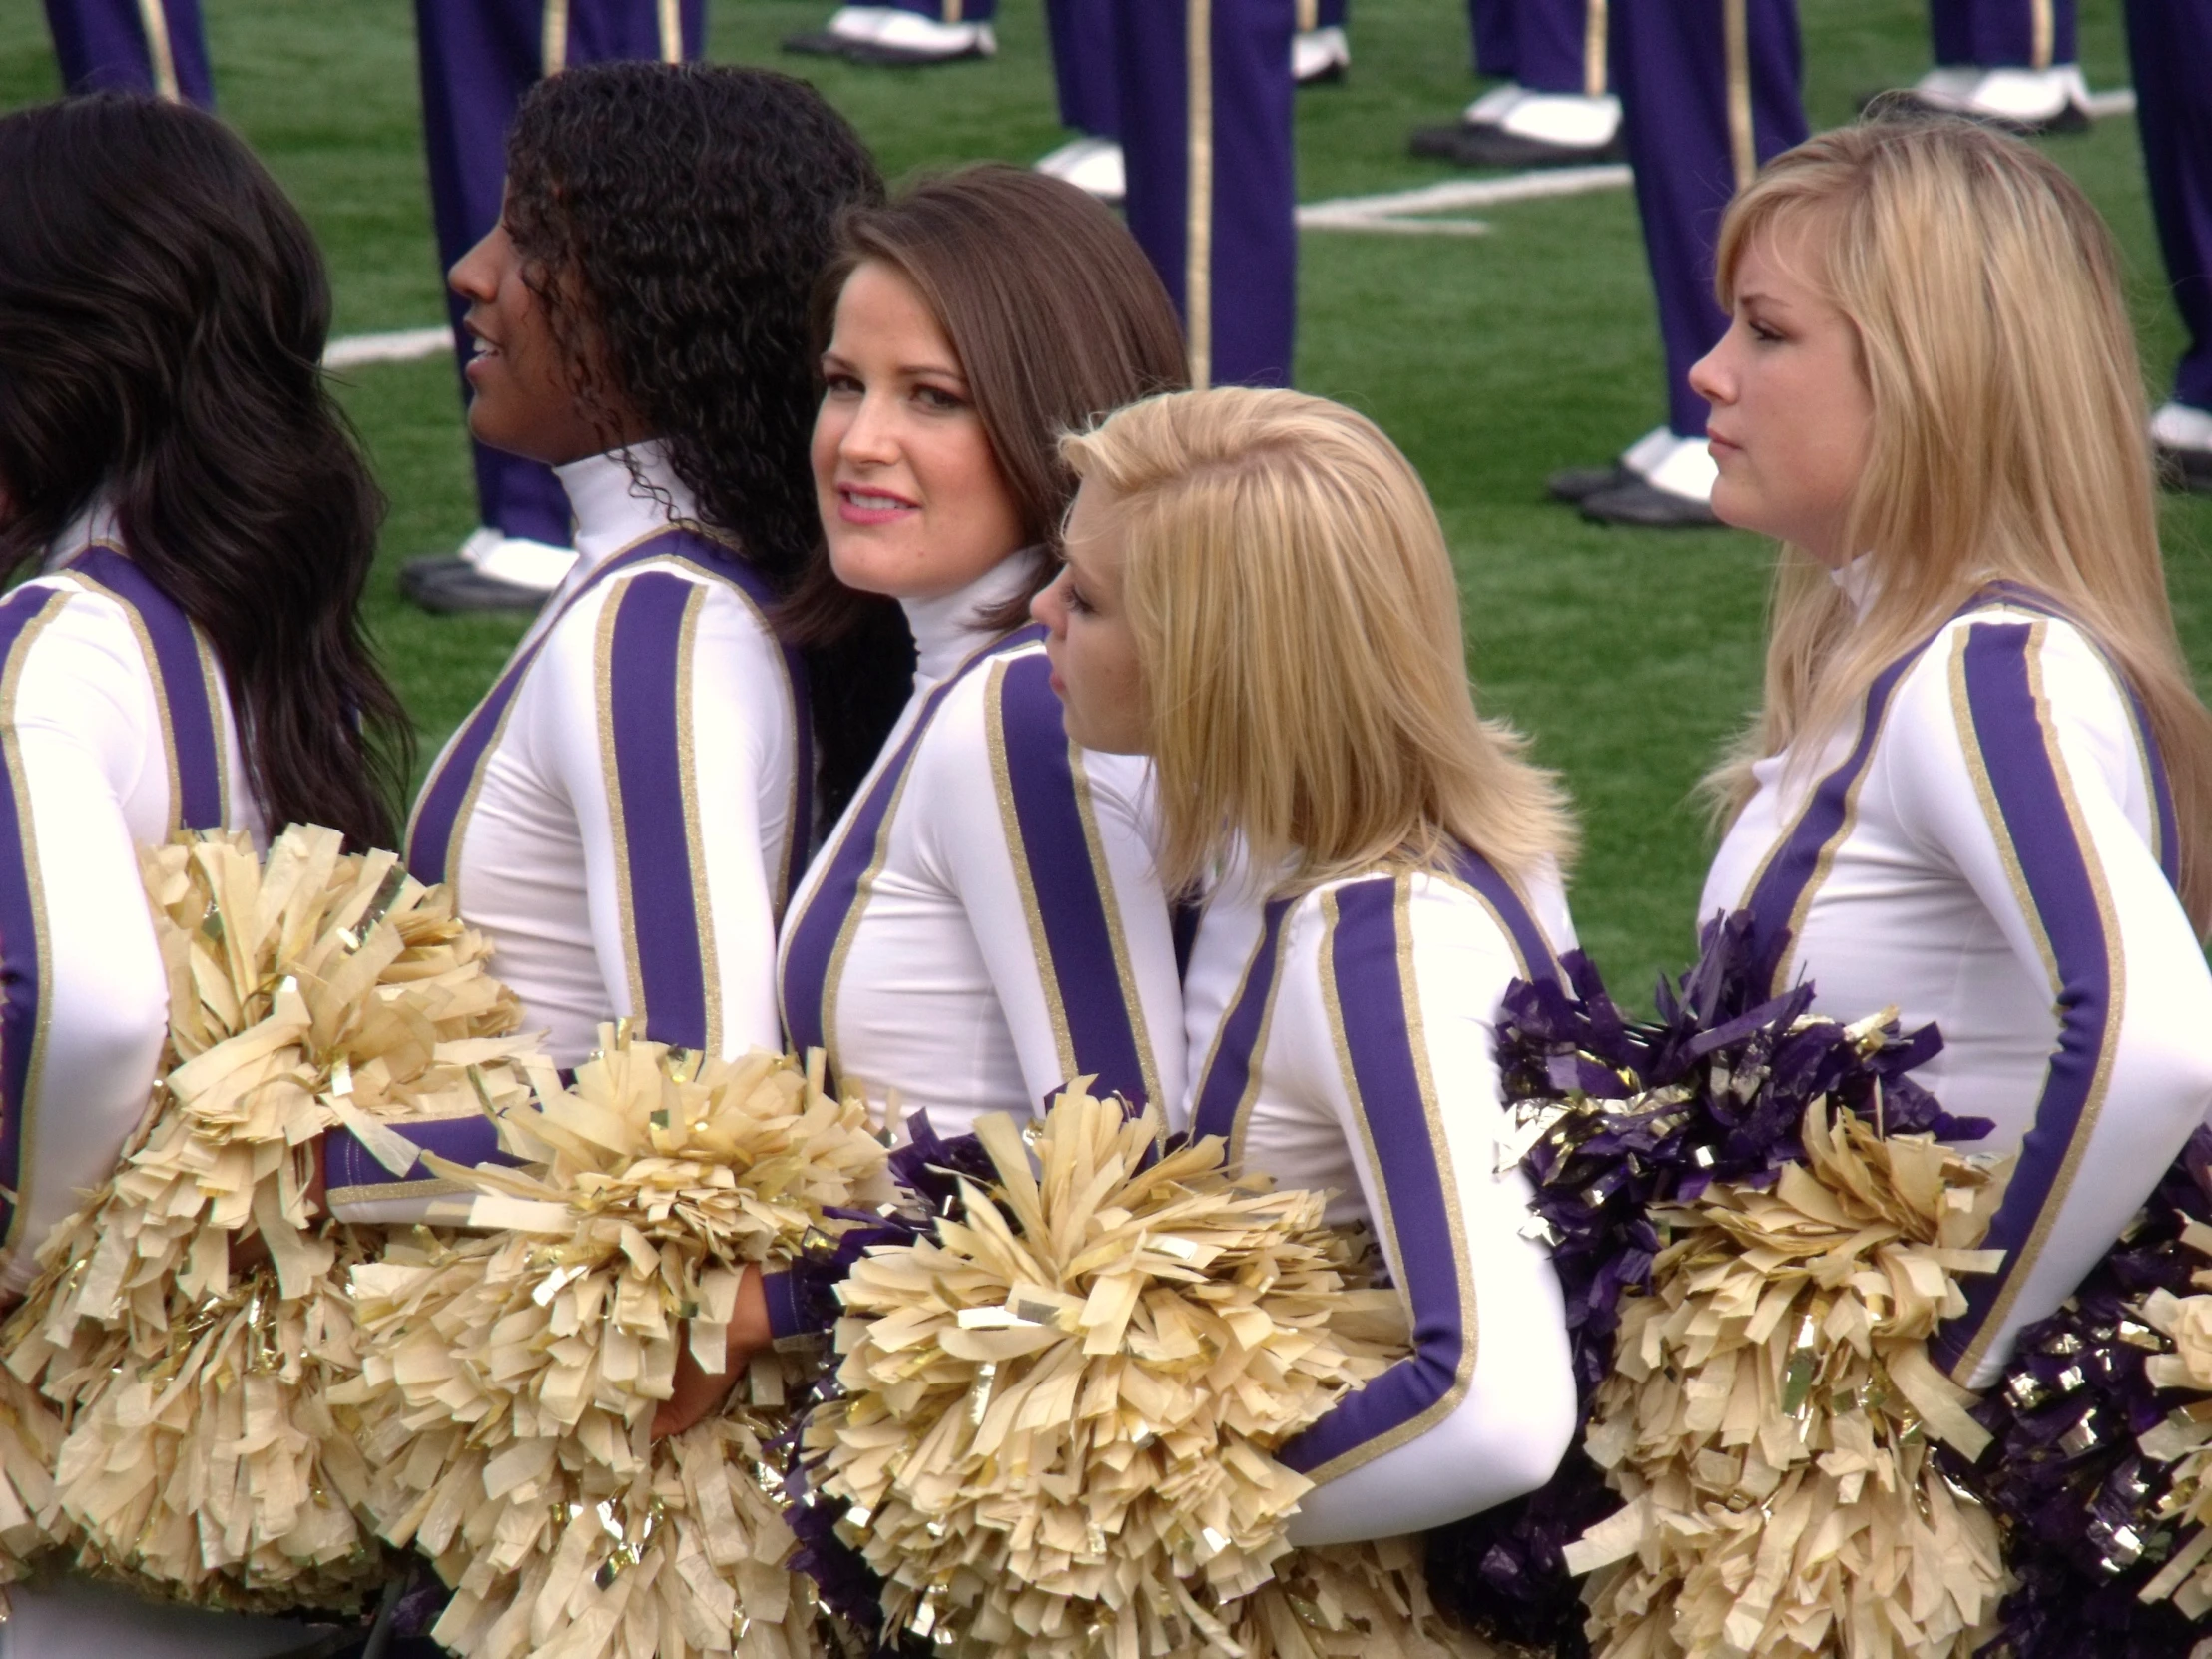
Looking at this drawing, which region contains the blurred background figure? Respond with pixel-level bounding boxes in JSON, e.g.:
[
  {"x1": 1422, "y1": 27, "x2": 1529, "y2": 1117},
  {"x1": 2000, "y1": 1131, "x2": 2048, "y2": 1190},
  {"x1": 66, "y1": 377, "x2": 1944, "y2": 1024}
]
[
  {"x1": 42, "y1": 0, "x2": 212, "y2": 104},
  {"x1": 1888, "y1": 0, "x2": 2091, "y2": 133},
  {"x1": 781, "y1": 0, "x2": 994, "y2": 65},
  {"x1": 400, "y1": 0, "x2": 707, "y2": 614},
  {"x1": 1552, "y1": 0, "x2": 1808, "y2": 527},
  {"x1": 1034, "y1": 0, "x2": 1343, "y2": 212},
  {"x1": 1410, "y1": 0, "x2": 1621, "y2": 170},
  {"x1": 2126, "y1": 0, "x2": 2212, "y2": 495},
  {"x1": 1113, "y1": 0, "x2": 1299, "y2": 390}
]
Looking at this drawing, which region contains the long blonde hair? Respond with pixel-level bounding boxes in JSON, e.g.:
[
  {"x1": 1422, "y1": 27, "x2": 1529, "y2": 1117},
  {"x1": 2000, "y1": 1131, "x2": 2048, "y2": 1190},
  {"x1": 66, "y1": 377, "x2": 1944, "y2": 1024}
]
[
  {"x1": 1061, "y1": 387, "x2": 1576, "y2": 894},
  {"x1": 1706, "y1": 117, "x2": 2212, "y2": 933}
]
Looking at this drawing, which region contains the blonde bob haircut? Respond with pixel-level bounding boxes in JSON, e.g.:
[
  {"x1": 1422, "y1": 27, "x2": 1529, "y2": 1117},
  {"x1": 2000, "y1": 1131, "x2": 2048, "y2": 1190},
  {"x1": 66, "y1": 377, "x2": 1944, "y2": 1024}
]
[
  {"x1": 1707, "y1": 116, "x2": 2212, "y2": 935},
  {"x1": 1061, "y1": 387, "x2": 1575, "y2": 895}
]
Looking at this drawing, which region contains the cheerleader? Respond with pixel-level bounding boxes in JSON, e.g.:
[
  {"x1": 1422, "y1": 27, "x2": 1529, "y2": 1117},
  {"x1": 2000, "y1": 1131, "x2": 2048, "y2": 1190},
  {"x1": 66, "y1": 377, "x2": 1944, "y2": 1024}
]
[
  {"x1": 0, "y1": 96, "x2": 407, "y2": 1655},
  {"x1": 1690, "y1": 118, "x2": 2212, "y2": 1389},
  {"x1": 775, "y1": 167, "x2": 1191, "y2": 1139},
  {"x1": 1033, "y1": 387, "x2": 1581, "y2": 1541},
  {"x1": 661, "y1": 170, "x2": 1201, "y2": 1433}
]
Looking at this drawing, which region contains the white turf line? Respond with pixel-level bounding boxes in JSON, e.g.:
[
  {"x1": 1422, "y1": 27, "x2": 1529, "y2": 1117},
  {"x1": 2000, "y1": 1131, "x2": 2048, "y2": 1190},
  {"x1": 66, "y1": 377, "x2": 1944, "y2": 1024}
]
[{"x1": 320, "y1": 88, "x2": 2144, "y2": 361}]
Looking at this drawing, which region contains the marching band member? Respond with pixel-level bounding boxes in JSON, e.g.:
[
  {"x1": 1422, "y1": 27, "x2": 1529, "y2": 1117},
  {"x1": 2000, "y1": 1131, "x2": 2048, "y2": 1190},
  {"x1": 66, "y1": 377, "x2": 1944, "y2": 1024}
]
[
  {"x1": 1036, "y1": 387, "x2": 1581, "y2": 1541},
  {"x1": 41, "y1": 0, "x2": 212, "y2": 104},
  {"x1": 646, "y1": 168, "x2": 1191, "y2": 1439},
  {"x1": 781, "y1": 0, "x2": 995, "y2": 65},
  {"x1": 1692, "y1": 118, "x2": 2212, "y2": 1390},
  {"x1": 2128, "y1": 0, "x2": 2212, "y2": 497},
  {"x1": 1409, "y1": 0, "x2": 1621, "y2": 171},
  {"x1": 0, "y1": 94, "x2": 407, "y2": 1655},
  {"x1": 400, "y1": 0, "x2": 707, "y2": 614},
  {"x1": 1892, "y1": 0, "x2": 2092, "y2": 134},
  {"x1": 1550, "y1": 0, "x2": 1808, "y2": 528},
  {"x1": 777, "y1": 166, "x2": 1190, "y2": 1141}
]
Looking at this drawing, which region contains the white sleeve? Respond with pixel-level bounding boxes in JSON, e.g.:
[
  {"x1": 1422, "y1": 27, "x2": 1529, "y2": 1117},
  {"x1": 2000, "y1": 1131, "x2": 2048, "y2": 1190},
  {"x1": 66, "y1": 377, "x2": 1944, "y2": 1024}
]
[
  {"x1": 0, "y1": 588, "x2": 171, "y2": 1296},
  {"x1": 912, "y1": 652, "x2": 1187, "y2": 1121},
  {"x1": 1886, "y1": 614, "x2": 2212, "y2": 1388},
  {"x1": 1272, "y1": 874, "x2": 1578, "y2": 1545},
  {"x1": 538, "y1": 570, "x2": 799, "y2": 1059}
]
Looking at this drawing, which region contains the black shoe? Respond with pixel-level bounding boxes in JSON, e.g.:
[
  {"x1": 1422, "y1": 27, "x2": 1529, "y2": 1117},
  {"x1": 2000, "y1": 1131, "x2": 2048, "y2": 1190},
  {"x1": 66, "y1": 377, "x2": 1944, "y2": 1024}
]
[
  {"x1": 782, "y1": 27, "x2": 862, "y2": 55},
  {"x1": 1857, "y1": 87, "x2": 2090, "y2": 136},
  {"x1": 843, "y1": 36, "x2": 992, "y2": 63},
  {"x1": 1579, "y1": 479, "x2": 1720, "y2": 528},
  {"x1": 2158, "y1": 444, "x2": 2212, "y2": 496},
  {"x1": 1408, "y1": 122, "x2": 1624, "y2": 170},
  {"x1": 1547, "y1": 463, "x2": 1631, "y2": 504},
  {"x1": 400, "y1": 557, "x2": 553, "y2": 614}
]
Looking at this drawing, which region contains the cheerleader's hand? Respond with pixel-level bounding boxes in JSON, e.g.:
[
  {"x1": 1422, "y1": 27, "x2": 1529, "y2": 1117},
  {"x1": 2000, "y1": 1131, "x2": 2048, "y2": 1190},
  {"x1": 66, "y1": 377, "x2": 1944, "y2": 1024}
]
[{"x1": 653, "y1": 1262, "x2": 772, "y2": 1438}]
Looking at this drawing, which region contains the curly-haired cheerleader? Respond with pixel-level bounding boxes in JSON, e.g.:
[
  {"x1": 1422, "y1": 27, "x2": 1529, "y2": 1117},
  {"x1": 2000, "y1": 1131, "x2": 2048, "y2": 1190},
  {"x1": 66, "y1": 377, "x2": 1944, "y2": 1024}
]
[{"x1": 0, "y1": 94, "x2": 410, "y2": 1655}]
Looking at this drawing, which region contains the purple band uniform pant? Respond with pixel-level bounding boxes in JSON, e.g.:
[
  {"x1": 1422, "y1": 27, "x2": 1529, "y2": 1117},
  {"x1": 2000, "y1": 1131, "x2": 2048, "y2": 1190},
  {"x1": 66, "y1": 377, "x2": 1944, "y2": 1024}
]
[
  {"x1": 1929, "y1": 0, "x2": 2076, "y2": 69},
  {"x1": 880, "y1": 0, "x2": 1000, "y2": 21},
  {"x1": 1046, "y1": 0, "x2": 1119, "y2": 137},
  {"x1": 1466, "y1": 0, "x2": 1604, "y2": 94},
  {"x1": 43, "y1": 0, "x2": 213, "y2": 105},
  {"x1": 415, "y1": 0, "x2": 706, "y2": 548},
  {"x1": 1611, "y1": 0, "x2": 1807, "y2": 438},
  {"x1": 1114, "y1": 0, "x2": 1298, "y2": 389},
  {"x1": 2126, "y1": 0, "x2": 2212, "y2": 413}
]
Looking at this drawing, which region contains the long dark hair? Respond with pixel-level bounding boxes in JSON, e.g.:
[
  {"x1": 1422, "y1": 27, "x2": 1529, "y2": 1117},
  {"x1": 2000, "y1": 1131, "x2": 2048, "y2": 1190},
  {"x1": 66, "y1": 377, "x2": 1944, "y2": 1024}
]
[
  {"x1": 500, "y1": 62, "x2": 894, "y2": 819},
  {"x1": 785, "y1": 166, "x2": 1191, "y2": 656},
  {"x1": 0, "y1": 96, "x2": 408, "y2": 850}
]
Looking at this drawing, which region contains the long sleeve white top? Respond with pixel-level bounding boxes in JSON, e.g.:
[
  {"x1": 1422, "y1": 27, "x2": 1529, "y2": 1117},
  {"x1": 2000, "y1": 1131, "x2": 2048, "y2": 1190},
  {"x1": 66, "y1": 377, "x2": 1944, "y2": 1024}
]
[
  {"x1": 776, "y1": 556, "x2": 1186, "y2": 1139},
  {"x1": 402, "y1": 444, "x2": 808, "y2": 1067},
  {"x1": 0, "y1": 507, "x2": 263, "y2": 1299},
  {"x1": 1180, "y1": 844, "x2": 1580, "y2": 1545},
  {"x1": 1701, "y1": 583, "x2": 2212, "y2": 1389}
]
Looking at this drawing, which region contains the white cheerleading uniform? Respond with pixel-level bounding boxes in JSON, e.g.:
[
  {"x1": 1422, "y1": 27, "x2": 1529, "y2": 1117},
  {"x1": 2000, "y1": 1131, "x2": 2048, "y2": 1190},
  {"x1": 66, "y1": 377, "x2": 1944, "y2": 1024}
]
[
  {"x1": 0, "y1": 509, "x2": 263, "y2": 1300},
  {"x1": 1701, "y1": 581, "x2": 2212, "y2": 1390},
  {"x1": 1181, "y1": 845, "x2": 1580, "y2": 1546},
  {"x1": 325, "y1": 445, "x2": 810, "y2": 1225},
  {"x1": 0, "y1": 511, "x2": 342, "y2": 1659},
  {"x1": 776, "y1": 556, "x2": 1186, "y2": 1136}
]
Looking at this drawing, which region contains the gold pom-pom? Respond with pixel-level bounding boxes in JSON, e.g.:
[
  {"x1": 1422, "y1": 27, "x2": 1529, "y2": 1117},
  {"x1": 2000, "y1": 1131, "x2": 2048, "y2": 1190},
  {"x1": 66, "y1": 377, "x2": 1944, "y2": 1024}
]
[
  {"x1": 2117, "y1": 1222, "x2": 2212, "y2": 1614},
  {"x1": 0, "y1": 825, "x2": 534, "y2": 1611},
  {"x1": 806, "y1": 1084, "x2": 1444, "y2": 1659},
  {"x1": 1229, "y1": 1540, "x2": 1502, "y2": 1659},
  {"x1": 332, "y1": 1032, "x2": 886, "y2": 1659},
  {"x1": 1566, "y1": 1102, "x2": 2011, "y2": 1659}
]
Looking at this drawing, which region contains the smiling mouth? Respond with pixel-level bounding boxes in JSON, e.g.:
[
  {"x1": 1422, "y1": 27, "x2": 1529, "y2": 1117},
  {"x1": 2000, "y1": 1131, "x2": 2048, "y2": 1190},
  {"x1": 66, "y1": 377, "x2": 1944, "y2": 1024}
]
[{"x1": 838, "y1": 485, "x2": 916, "y2": 513}]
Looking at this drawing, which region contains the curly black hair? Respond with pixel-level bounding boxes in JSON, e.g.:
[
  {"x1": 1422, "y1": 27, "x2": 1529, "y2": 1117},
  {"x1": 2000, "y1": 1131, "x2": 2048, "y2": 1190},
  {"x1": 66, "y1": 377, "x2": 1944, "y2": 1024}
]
[
  {"x1": 501, "y1": 62, "x2": 904, "y2": 814},
  {"x1": 0, "y1": 95, "x2": 409, "y2": 850}
]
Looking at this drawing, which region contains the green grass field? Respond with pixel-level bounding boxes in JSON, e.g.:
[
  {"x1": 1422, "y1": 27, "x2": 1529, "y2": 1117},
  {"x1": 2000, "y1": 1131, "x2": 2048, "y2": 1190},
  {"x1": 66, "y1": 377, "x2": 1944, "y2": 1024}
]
[{"x1": 3, "y1": 0, "x2": 2207, "y2": 1003}]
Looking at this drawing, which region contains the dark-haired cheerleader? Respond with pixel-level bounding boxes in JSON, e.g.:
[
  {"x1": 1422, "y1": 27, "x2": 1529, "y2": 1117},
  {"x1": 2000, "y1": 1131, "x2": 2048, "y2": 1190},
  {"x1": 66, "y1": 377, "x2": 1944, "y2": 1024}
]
[
  {"x1": 0, "y1": 93, "x2": 408, "y2": 1654},
  {"x1": 328, "y1": 65, "x2": 889, "y2": 1227}
]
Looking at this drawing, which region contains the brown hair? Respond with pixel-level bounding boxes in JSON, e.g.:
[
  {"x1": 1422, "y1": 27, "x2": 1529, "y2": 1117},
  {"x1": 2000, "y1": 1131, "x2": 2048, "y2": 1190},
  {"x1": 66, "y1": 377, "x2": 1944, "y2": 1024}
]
[{"x1": 784, "y1": 164, "x2": 1189, "y2": 643}]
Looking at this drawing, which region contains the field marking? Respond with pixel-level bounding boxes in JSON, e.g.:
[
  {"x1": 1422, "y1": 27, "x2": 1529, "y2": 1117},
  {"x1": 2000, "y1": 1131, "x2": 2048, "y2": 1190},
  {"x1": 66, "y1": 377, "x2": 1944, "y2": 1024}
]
[
  {"x1": 324, "y1": 325, "x2": 450, "y2": 368},
  {"x1": 321, "y1": 89, "x2": 2146, "y2": 346}
]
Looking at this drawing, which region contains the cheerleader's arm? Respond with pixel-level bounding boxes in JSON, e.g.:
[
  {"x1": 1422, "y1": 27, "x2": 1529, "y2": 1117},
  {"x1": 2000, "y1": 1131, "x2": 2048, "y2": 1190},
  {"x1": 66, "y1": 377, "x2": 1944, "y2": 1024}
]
[
  {"x1": 1275, "y1": 873, "x2": 1577, "y2": 1546},
  {"x1": 1896, "y1": 616, "x2": 2212, "y2": 1389},
  {"x1": 0, "y1": 587, "x2": 173, "y2": 1298},
  {"x1": 559, "y1": 570, "x2": 796, "y2": 1059},
  {"x1": 919, "y1": 652, "x2": 1185, "y2": 1117}
]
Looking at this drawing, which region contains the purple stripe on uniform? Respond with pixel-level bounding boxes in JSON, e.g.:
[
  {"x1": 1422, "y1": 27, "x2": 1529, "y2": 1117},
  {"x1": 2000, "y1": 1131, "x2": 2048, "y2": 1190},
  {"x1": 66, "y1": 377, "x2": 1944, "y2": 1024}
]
[
  {"x1": 1449, "y1": 843, "x2": 1562, "y2": 985},
  {"x1": 762, "y1": 1266, "x2": 804, "y2": 1342},
  {"x1": 607, "y1": 572, "x2": 712, "y2": 1049},
  {"x1": 1978, "y1": 581, "x2": 2181, "y2": 893},
  {"x1": 0, "y1": 590, "x2": 69, "y2": 1241},
  {"x1": 409, "y1": 529, "x2": 776, "y2": 887},
  {"x1": 779, "y1": 634, "x2": 1026, "y2": 1058},
  {"x1": 67, "y1": 548, "x2": 224, "y2": 830},
  {"x1": 1742, "y1": 647, "x2": 1926, "y2": 995},
  {"x1": 1190, "y1": 895, "x2": 1293, "y2": 1143},
  {"x1": 1935, "y1": 620, "x2": 2118, "y2": 1376},
  {"x1": 324, "y1": 1114, "x2": 520, "y2": 1195},
  {"x1": 1281, "y1": 874, "x2": 1469, "y2": 1476},
  {"x1": 995, "y1": 647, "x2": 1156, "y2": 1107}
]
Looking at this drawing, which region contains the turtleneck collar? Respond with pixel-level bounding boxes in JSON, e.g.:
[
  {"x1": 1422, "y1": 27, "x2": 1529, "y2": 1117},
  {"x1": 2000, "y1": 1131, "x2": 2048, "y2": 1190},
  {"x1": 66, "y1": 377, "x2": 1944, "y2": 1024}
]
[
  {"x1": 1831, "y1": 552, "x2": 1879, "y2": 619},
  {"x1": 46, "y1": 496, "x2": 122, "y2": 570},
  {"x1": 901, "y1": 549, "x2": 1046, "y2": 684},
  {"x1": 553, "y1": 441, "x2": 700, "y2": 578}
]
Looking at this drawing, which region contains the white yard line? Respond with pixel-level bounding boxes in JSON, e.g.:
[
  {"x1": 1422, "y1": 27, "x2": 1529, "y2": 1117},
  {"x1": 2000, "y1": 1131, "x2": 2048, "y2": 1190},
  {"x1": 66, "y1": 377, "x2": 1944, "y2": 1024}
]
[{"x1": 322, "y1": 324, "x2": 451, "y2": 368}]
